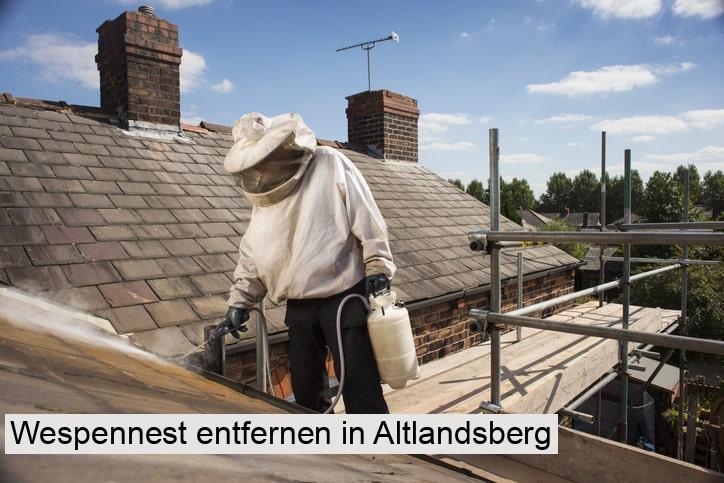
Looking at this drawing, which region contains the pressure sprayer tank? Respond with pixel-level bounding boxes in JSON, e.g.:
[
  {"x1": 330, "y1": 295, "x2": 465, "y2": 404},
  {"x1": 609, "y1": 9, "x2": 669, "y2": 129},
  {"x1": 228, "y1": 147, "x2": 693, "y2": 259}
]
[{"x1": 366, "y1": 291, "x2": 420, "y2": 389}]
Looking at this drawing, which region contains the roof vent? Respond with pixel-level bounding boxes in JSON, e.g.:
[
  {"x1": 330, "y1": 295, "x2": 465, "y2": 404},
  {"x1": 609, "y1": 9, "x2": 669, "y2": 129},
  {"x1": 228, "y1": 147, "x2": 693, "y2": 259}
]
[{"x1": 138, "y1": 5, "x2": 156, "y2": 17}]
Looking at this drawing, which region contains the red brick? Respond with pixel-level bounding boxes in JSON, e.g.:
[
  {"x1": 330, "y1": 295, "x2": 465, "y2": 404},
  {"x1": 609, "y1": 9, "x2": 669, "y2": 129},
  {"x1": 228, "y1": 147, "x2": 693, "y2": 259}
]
[
  {"x1": 99, "y1": 280, "x2": 158, "y2": 307},
  {"x1": 78, "y1": 241, "x2": 129, "y2": 262},
  {"x1": 97, "y1": 305, "x2": 157, "y2": 333},
  {"x1": 42, "y1": 225, "x2": 95, "y2": 244},
  {"x1": 63, "y1": 261, "x2": 121, "y2": 286}
]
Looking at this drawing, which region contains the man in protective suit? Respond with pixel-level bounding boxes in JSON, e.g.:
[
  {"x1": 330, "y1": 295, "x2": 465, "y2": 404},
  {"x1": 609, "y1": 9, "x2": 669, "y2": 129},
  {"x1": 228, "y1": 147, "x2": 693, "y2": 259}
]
[{"x1": 218, "y1": 112, "x2": 395, "y2": 414}]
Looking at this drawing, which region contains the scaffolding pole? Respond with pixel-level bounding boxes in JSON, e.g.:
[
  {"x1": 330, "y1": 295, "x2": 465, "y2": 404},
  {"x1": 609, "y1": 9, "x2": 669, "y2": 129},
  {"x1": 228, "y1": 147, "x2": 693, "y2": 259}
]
[
  {"x1": 599, "y1": 131, "x2": 606, "y2": 308},
  {"x1": 256, "y1": 302, "x2": 269, "y2": 393},
  {"x1": 677, "y1": 169, "x2": 690, "y2": 460},
  {"x1": 470, "y1": 230, "x2": 724, "y2": 246},
  {"x1": 516, "y1": 252, "x2": 523, "y2": 342},
  {"x1": 619, "y1": 149, "x2": 632, "y2": 443},
  {"x1": 472, "y1": 312, "x2": 724, "y2": 356},
  {"x1": 472, "y1": 128, "x2": 723, "y2": 454},
  {"x1": 495, "y1": 263, "x2": 680, "y2": 319},
  {"x1": 489, "y1": 128, "x2": 502, "y2": 409},
  {"x1": 602, "y1": 256, "x2": 719, "y2": 266},
  {"x1": 613, "y1": 221, "x2": 724, "y2": 231}
]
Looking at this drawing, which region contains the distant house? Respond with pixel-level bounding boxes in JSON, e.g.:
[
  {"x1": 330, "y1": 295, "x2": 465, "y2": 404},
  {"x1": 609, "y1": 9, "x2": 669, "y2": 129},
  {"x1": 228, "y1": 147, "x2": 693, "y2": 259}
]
[
  {"x1": 516, "y1": 209, "x2": 552, "y2": 230},
  {"x1": 0, "y1": 7, "x2": 580, "y2": 395},
  {"x1": 541, "y1": 209, "x2": 602, "y2": 230}
]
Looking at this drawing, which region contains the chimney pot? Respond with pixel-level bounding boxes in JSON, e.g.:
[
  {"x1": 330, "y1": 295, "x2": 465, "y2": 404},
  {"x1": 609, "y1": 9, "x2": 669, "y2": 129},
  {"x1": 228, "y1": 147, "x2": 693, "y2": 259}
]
[
  {"x1": 138, "y1": 5, "x2": 156, "y2": 17},
  {"x1": 346, "y1": 89, "x2": 419, "y2": 162}
]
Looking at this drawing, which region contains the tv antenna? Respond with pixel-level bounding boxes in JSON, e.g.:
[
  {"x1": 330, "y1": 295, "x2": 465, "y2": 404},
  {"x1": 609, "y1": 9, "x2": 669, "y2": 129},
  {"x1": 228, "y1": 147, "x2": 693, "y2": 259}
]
[{"x1": 336, "y1": 32, "x2": 399, "y2": 91}]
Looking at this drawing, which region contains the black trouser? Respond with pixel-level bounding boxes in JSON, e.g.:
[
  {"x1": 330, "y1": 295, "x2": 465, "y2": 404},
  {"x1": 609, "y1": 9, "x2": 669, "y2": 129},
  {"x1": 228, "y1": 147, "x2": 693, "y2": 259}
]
[{"x1": 285, "y1": 279, "x2": 389, "y2": 414}]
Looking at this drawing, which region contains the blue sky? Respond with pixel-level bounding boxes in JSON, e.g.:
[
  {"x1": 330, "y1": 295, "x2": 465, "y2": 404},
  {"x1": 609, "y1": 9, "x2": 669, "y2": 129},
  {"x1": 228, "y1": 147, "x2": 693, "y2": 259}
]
[{"x1": 1, "y1": 0, "x2": 723, "y2": 195}]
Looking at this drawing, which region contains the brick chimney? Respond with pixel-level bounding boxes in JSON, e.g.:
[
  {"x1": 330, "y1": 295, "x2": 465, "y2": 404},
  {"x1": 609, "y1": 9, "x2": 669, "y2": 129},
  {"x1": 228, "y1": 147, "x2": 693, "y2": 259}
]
[
  {"x1": 346, "y1": 89, "x2": 419, "y2": 163},
  {"x1": 95, "y1": 6, "x2": 182, "y2": 131}
]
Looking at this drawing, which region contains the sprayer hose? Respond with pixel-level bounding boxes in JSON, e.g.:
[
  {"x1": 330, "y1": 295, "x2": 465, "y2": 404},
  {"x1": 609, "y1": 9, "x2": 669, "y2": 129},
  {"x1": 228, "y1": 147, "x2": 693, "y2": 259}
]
[{"x1": 323, "y1": 293, "x2": 370, "y2": 415}]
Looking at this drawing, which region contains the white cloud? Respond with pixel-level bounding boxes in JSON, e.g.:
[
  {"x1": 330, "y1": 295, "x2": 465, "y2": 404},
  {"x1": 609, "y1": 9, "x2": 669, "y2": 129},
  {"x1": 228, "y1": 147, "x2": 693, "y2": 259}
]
[
  {"x1": 528, "y1": 63, "x2": 694, "y2": 97},
  {"x1": 592, "y1": 115, "x2": 688, "y2": 134},
  {"x1": 115, "y1": 0, "x2": 213, "y2": 9},
  {"x1": 534, "y1": 113, "x2": 594, "y2": 124},
  {"x1": 653, "y1": 62, "x2": 695, "y2": 75},
  {"x1": 421, "y1": 142, "x2": 477, "y2": 152},
  {"x1": 527, "y1": 65, "x2": 656, "y2": 96},
  {"x1": 421, "y1": 113, "x2": 473, "y2": 126},
  {"x1": 458, "y1": 32, "x2": 470, "y2": 39},
  {"x1": 211, "y1": 78, "x2": 234, "y2": 93},
  {"x1": 500, "y1": 153, "x2": 549, "y2": 164},
  {"x1": 672, "y1": 0, "x2": 724, "y2": 19},
  {"x1": 632, "y1": 135, "x2": 656, "y2": 142},
  {"x1": 568, "y1": 142, "x2": 586, "y2": 147},
  {"x1": 642, "y1": 146, "x2": 724, "y2": 168},
  {"x1": 682, "y1": 109, "x2": 724, "y2": 129},
  {"x1": 180, "y1": 49, "x2": 207, "y2": 93},
  {"x1": 0, "y1": 34, "x2": 98, "y2": 89},
  {"x1": 653, "y1": 34, "x2": 681, "y2": 45},
  {"x1": 576, "y1": 0, "x2": 662, "y2": 19},
  {"x1": 478, "y1": 116, "x2": 491, "y2": 124}
]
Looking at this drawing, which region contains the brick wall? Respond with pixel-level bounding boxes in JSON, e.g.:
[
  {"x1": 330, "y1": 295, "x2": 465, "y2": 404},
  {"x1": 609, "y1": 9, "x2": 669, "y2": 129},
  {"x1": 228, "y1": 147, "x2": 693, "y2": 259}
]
[
  {"x1": 225, "y1": 268, "x2": 576, "y2": 396},
  {"x1": 95, "y1": 10, "x2": 182, "y2": 128},
  {"x1": 346, "y1": 90, "x2": 419, "y2": 163}
]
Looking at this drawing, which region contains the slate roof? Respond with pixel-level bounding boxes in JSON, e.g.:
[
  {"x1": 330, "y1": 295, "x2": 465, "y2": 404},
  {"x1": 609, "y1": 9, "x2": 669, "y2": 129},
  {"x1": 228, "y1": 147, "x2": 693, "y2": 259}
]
[
  {"x1": 0, "y1": 96, "x2": 578, "y2": 356},
  {"x1": 541, "y1": 211, "x2": 601, "y2": 229},
  {"x1": 516, "y1": 209, "x2": 552, "y2": 229}
]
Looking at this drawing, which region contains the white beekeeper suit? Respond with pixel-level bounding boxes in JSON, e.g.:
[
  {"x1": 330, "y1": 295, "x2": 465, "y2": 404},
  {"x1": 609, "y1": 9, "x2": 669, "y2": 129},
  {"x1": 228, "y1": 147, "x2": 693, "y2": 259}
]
[{"x1": 224, "y1": 112, "x2": 396, "y2": 308}]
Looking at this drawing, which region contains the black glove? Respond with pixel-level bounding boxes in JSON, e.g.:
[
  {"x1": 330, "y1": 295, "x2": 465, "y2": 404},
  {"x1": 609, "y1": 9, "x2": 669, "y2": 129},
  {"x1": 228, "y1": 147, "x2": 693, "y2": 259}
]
[
  {"x1": 213, "y1": 307, "x2": 250, "y2": 339},
  {"x1": 365, "y1": 273, "x2": 390, "y2": 298}
]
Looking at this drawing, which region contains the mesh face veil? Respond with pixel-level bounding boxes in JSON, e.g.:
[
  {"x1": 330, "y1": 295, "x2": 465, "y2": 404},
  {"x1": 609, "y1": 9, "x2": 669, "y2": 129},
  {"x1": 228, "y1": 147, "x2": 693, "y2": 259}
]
[{"x1": 237, "y1": 143, "x2": 307, "y2": 194}]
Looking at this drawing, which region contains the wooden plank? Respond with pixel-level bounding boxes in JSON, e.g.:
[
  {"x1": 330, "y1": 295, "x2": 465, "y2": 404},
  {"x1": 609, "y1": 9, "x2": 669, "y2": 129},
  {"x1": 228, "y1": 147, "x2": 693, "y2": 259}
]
[{"x1": 383, "y1": 302, "x2": 680, "y2": 415}]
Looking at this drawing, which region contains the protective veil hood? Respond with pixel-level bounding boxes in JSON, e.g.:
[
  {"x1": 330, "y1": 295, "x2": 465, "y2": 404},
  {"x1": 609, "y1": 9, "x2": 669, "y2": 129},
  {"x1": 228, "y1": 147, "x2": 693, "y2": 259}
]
[{"x1": 224, "y1": 112, "x2": 316, "y2": 206}]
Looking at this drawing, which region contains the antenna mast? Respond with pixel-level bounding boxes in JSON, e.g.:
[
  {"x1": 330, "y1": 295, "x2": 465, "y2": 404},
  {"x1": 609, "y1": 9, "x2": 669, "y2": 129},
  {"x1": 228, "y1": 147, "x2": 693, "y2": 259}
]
[{"x1": 336, "y1": 32, "x2": 399, "y2": 91}]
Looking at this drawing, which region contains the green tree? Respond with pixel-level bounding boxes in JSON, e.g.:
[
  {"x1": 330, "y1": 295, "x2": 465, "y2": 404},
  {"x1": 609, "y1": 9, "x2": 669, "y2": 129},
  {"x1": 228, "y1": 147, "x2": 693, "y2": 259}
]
[
  {"x1": 675, "y1": 164, "x2": 701, "y2": 207},
  {"x1": 506, "y1": 177, "x2": 536, "y2": 211},
  {"x1": 571, "y1": 169, "x2": 600, "y2": 212},
  {"x1": 642, "y1": 171, "x2": 682, "y2": 223},
  {"x1": 448, "y1": 178, "x2": 464, "y2": 191},
  {"x1": 702, "y1": 170, "x2": 723, "y2": 211},
  {"x1": 538, "y1": 172, "x2": 573, "y2": 213},
  {"x1": 538, "y1": 219, "x2": 588, "y2": 260},
  {"x1": 465, "y1": 179, "x2": 486, "y2": 203},
  {"x1": 628, "y1": 244, "x2": 724, "y2": 363},
  {"x1": 606, "y1": 170, "x2": 644, "y2": 224}
]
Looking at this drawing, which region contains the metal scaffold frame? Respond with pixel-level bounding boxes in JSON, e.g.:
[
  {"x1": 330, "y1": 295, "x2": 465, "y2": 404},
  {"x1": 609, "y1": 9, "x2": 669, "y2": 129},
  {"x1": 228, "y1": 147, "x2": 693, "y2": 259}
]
[{"x1": 469, "y1": 128, "x2": 724, "y2": 461}]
